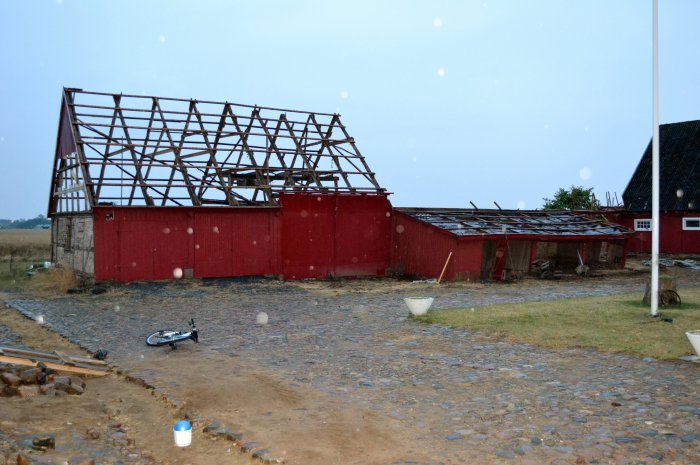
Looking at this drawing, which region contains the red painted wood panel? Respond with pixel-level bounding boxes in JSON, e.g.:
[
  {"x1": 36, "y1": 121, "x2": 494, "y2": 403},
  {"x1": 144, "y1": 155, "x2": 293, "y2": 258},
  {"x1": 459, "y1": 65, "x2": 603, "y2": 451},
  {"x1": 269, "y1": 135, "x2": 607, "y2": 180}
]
[
  {"x1": 334, "y1": 195, "x2": 392, "y2": 277},
  {"x1": 390, "y1": 211, "x2": 483, "y2": 281},
  {"x1": 194, "y1": 209, "x2": 280, "y2": 278},
  {"x1": 279, "y1": 193, "x2": 392, "y2": 279},
  {"x1": 279, "y1": 194, "x2": 335, "y2": 279},
  {"x1": 605, "y1": 211, "x2": 700, "y2": 254},
  {"x1": 93, "y1": 207, "x2": 279, "y2": 282}
]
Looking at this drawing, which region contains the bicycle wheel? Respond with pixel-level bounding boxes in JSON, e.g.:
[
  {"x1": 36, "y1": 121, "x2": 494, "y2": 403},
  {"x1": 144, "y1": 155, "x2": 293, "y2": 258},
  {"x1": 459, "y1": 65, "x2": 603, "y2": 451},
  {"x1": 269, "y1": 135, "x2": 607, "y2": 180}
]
[{"x1": 146, "y1": 329, "x2": 181, "y2": 346}]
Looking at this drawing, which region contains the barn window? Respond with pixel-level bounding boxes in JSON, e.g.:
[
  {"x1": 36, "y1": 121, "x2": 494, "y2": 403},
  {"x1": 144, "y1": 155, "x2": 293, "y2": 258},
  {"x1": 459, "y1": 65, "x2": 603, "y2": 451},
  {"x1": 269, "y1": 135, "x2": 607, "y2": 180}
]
[
  {"x1": 634, "y1": 219, "x2": 652, "y2": 231},
  {"x1": 683, "y1": 217, "x2": 700, "y2": 230}
]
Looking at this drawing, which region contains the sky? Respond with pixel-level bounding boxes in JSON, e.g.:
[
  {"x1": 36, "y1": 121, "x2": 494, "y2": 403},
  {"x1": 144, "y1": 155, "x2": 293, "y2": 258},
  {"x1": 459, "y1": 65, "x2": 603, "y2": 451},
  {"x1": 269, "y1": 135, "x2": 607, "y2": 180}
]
[{"x1": 0, "y1": 0, "x2": 699, "y2": 219}]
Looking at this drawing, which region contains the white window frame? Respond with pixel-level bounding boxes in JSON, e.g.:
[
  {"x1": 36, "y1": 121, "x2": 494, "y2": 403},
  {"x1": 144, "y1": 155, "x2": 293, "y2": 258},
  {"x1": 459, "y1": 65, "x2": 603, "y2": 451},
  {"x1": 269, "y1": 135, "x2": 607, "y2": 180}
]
[
  {"x1": 634, "y1": 219, "x2": 652, "y2": 231},
  {"x1": 682, "y1": 217, "x2": 700, "y2": 231}
]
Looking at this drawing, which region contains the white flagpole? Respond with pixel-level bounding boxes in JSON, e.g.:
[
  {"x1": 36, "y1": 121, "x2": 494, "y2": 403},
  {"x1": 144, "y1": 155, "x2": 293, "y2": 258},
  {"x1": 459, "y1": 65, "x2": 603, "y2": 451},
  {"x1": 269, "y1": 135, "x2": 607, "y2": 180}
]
[{"x1": 651, "y1": 0, "x2": 660, "y2": 316}]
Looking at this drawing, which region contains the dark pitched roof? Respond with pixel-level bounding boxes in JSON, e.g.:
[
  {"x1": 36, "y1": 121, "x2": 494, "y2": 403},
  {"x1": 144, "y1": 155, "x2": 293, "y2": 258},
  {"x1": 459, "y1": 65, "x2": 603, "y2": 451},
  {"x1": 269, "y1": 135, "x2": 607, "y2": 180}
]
[
  {"x1": 395, "y1": 208, "x2": 631, "y2": 238},
  {"x1": 49, "y1": 88, "x2": 384, "y2": 214},
  {"x1": 623, "y1": 119, "x2": 700, "y2": 212}
]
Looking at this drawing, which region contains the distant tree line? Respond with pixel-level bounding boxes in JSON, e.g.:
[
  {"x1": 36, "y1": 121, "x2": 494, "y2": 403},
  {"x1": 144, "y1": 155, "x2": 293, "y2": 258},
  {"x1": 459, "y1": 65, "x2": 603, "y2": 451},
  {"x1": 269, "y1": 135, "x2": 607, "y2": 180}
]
[{"x1": 0, "y1": 214, "x2": 51, "y2": 229}]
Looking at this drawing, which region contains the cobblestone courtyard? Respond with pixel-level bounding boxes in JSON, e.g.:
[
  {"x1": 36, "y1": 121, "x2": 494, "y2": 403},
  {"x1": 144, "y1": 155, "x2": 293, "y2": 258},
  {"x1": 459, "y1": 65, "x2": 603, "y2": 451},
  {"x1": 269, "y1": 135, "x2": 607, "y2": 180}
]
[{"x1": 5, "y1": 271, "x2": 700, "y2": 465}]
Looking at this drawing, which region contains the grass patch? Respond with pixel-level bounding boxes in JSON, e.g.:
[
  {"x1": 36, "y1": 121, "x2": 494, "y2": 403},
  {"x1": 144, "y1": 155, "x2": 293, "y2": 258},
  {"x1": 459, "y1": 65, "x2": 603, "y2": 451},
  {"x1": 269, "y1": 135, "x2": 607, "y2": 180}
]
[
  {"x1": 0, "y1": 229, "x2": 52, "y2": 288},
  {"x1": 29, "y1": 267, "x2": 78, "y2": 295},
  {"x1": 415, "y1": 288, "x2": 700, "y2": 360}
]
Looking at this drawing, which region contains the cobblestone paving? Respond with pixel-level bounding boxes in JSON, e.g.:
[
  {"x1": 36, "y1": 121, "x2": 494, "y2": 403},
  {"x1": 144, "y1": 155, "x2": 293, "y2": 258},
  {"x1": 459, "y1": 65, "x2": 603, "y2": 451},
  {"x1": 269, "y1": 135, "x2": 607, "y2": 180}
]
[{"x1": 6, "y1": 275, "x2": 700, "y2": 465}]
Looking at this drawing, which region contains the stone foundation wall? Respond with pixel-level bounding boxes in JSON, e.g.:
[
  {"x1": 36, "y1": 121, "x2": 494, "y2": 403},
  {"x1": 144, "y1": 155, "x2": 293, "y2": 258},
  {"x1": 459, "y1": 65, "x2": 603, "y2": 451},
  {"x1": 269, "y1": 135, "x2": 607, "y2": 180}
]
[{"x1": 52, "y1": 215, "x2": 94, "y2": 278}]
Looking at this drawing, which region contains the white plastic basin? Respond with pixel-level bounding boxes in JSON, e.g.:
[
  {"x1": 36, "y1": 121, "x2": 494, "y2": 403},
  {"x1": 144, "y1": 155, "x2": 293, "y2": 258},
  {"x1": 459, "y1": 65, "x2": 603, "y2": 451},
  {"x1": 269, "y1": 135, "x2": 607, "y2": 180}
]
[
  {"x1": 404, "y1": 297, "x2": 434, "y2": 316},
  {"x1": 686, "y1": 330, "x2": 700, "y2": 357}
]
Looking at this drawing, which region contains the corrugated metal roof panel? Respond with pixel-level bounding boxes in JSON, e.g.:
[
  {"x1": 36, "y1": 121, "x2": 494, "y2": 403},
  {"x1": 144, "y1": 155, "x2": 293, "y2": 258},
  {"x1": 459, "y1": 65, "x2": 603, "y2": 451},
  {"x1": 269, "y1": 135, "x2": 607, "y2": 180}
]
[{"x1": 395, "y1": 208, "x2": 631, "y2": 238}]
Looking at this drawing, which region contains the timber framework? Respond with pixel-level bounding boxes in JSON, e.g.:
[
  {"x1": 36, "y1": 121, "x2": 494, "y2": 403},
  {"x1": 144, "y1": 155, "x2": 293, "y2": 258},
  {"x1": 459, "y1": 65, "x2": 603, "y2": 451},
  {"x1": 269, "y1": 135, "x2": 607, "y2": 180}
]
[{"x1": 49, "y1": 88, "x2": 384, "y2": 214}]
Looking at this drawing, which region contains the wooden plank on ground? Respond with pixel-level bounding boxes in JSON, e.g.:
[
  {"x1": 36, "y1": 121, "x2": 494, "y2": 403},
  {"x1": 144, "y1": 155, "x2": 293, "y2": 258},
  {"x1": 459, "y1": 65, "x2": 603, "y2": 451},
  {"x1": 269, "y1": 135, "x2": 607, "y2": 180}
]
[{"x1": 0, "y1": 346, "x2": 110, "y2": 376}]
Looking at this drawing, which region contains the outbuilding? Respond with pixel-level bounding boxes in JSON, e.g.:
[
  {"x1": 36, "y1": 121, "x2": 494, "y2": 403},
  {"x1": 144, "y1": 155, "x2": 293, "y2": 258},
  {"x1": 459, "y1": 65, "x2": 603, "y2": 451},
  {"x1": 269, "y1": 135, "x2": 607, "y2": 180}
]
[
  {"x1": 612, "y1": 119, "x2": 700, "y2": 254},
  {"x1": 49, "y1": 88, "x2": 391, "y2": 282},
  {"x1": 391, "y1": 208, "x2": 632, "y2": 281}
]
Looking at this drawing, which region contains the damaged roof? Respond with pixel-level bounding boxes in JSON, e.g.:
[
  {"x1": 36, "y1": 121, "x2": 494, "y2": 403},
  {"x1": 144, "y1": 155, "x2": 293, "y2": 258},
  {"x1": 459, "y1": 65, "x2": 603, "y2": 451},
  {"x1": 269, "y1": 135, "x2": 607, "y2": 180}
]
[
  {"x1": 623, "y1": 119, "x2": 700, "y2": 212},
  {"x1": 396, "y1": 208, "x2": 632, "y2": 238},
  {"x1": 49, "y1": 88, "x2": 384, "y2": 214}
]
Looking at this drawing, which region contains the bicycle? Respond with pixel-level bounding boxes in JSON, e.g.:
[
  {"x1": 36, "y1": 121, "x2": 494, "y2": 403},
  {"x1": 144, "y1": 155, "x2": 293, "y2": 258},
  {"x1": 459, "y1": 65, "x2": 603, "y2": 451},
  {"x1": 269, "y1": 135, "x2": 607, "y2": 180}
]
[{"x1": 146, "y1": 319, "x2": 199, "y2": 349}]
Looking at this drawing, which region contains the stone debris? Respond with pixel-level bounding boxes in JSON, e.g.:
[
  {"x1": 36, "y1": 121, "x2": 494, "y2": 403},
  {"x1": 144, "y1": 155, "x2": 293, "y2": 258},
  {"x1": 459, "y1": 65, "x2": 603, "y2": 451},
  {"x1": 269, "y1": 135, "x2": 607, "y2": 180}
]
[{"x1": 0, "y1": 365, "x2": 87, "y2": 397}]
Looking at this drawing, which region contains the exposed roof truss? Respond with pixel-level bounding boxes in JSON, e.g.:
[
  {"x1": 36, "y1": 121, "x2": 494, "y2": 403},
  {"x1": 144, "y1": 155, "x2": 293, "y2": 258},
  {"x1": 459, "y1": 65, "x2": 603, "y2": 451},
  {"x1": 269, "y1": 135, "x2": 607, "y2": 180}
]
[{"x1": 50, "y1": 88, "x2": 384, "y2": 213}]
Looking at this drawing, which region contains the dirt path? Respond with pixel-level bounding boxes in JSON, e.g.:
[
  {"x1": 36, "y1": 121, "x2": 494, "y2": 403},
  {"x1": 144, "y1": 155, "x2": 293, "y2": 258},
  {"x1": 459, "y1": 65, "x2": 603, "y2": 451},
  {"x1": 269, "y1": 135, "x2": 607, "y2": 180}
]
[
  {"x1": 129, "y1": 348, "x2": 430, "y2": 465},
  {"x1": 0, "y1": 305, "x2": 254, "y2": 465}
]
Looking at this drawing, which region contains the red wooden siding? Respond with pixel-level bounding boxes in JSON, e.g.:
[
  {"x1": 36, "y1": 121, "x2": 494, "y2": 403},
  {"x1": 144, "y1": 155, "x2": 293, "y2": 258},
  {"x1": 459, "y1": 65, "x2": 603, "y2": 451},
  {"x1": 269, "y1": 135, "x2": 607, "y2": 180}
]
[
  {"x1": 279, "y1": 193, "x2": 392, "y2": 279},
  {"x1": 93, "y1": 207, "x2": 280, "y2": 282},
  {"x1": 605, "y1": 211, "x2": 700, "y2": 254},
  {"x1": 93, "y1": 194, "x2": 391, "y2": 282},
  {"x1": 390, "y1": 212, "x2": 484, "y2": 281}
]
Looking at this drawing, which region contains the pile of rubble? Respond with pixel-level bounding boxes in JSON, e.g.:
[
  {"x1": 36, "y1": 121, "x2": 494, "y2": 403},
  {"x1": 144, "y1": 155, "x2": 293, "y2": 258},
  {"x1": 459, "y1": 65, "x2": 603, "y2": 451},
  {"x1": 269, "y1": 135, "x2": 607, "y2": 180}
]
[{"x1": 0, "y1": 363, "x2": 86, "y2": 397}]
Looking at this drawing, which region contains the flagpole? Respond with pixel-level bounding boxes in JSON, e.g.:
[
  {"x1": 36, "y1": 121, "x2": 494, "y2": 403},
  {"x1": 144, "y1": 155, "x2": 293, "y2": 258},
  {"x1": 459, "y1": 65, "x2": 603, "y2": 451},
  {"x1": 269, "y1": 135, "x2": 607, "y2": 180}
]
[{"x1": 651, "y1": 0, "x2": 660, "y2": 316}]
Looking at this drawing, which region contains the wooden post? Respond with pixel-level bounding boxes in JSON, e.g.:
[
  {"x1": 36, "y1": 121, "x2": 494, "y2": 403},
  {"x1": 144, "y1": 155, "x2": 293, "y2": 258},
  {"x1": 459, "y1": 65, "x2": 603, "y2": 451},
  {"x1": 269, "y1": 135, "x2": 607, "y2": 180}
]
[{"x1": 437, "y1": 251, "x2": 453, "y2": 284}]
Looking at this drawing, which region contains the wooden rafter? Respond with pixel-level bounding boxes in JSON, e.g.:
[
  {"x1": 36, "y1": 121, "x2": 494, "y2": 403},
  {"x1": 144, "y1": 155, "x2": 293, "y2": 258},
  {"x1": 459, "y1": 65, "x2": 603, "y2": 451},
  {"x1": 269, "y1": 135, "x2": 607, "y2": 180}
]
[{"x1": 49, "y1": 88, "x2": 386, "y2": 213}]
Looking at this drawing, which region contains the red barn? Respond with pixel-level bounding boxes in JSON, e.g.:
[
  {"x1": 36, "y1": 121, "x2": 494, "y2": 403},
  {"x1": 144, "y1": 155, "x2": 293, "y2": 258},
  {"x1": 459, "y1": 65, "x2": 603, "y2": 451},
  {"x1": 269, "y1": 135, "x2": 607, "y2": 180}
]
[
  {"x1": 616, "y1": 119, "x2": 700, "y2": 254},
  {"x1": 48, "y1": 88, "x2": 391, "y2": 282},
  {"x1": 391, "y1": 208, "x2": 632, "y2": 281}
]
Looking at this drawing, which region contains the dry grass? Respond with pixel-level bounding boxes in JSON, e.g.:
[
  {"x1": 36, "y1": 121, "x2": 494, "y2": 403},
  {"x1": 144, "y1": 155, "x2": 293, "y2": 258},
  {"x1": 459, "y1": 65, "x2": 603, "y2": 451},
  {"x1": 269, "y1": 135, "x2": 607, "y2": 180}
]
[
  {"x1": 28, "y1": 267, "x2": 78, "y2": 295},
  {"x1": 416, "y1": 287, "x2": 700, "y2": 360},
  {"x1": 0, "y1": 229, "x2": 51, "y2": 260}
]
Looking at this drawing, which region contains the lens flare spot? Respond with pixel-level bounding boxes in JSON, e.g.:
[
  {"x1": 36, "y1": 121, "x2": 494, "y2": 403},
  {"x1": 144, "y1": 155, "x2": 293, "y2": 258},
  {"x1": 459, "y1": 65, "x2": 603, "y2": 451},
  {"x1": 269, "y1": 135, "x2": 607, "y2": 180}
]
[
  {"x1": 186, "y1": 227, "x2": 193, "y2": 234},
  {"x1": 173, "y1": 268, "x2": 183, "y2": 279},
  {"x1": 256, "y1": 312, "x2": 269, "y2": 325},
  {"x1": 131, "y1": 262, "x2": 137, "y2": 267},
  {"x1": 340, "y1": 90, "x2": 349, "y2": 99},
  {"x1": 433, "y1": 18, "x2": 443, "y2": 28},
  {"x1": 36, "y1": 315, "x2": 44, "y2": 324},
  {"x1": 396, "y1": 224, "x2": 405, "y2": 234},
  {"x1": 163, "y1": 227, "x2": 171, "y2": 234},
  {"x1": 516, "y1": 200, "x2": 526, "y2": 209},
  {"x1": 300, "y1": 210, "x2": 309, "y2": 218},
  {"x1": 676, "y1": 189, "x2": 684, "y2": 198},
  {"x1": 252, "y1": 240, "x2": 257, "y2": 245},
  {"x1": 351, "y1": 256, "x2": 359, "y2": 263},
  {"x1": 212, "y1": 226, "x2": 219, "y2": 234},
  {"x1": 195, "y1": 244, "x2": 200, "y2": 250},
  {"x1": 309, "y1": 265, "x2": 315, "y2": 271},
  {"x1": 436, "y1": 68, "x2": 446, "y2": 77},
  {"x1": 579, "y1": 167, "x2": 592, "y2": 180},
  {"x1": 385, "y1": 211, "x2": 391, "y2": 217}
]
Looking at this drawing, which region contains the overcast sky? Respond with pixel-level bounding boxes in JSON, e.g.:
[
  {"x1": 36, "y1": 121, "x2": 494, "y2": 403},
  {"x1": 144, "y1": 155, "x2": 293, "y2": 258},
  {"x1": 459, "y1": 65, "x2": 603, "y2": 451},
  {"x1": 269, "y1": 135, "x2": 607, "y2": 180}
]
[{"x1": 1, "y1": 0, "x2": 699, "y2": 218}]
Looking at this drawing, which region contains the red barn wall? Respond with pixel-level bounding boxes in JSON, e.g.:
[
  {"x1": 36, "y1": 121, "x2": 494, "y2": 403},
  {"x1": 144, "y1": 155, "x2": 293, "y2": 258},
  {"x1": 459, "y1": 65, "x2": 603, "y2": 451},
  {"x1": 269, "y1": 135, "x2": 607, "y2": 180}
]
[
  {"x1": 93, "y1": 206, "x2": 280, "y2": 282},
  {"x1": 279, "y1": 193, "x2": 392, "y2": 279},
  {"x1": 390, "y1": 212, "x2": 483, "y2": 281},
  {"x1": 605, "y1": 211, "x2": 700, "y2": 254}
]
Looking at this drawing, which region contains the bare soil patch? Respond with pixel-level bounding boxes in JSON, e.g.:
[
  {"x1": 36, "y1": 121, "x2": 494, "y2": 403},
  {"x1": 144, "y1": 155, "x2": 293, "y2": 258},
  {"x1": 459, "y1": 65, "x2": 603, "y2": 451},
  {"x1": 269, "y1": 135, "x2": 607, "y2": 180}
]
[{"x1": 0, "y1": 306, "x2": 254, "y2": 465}]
